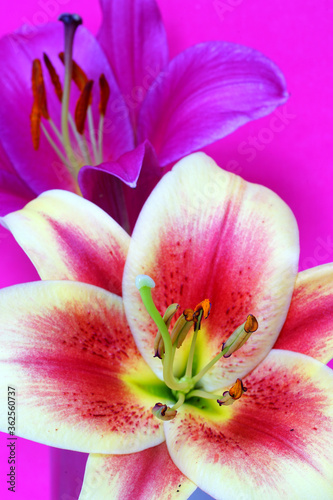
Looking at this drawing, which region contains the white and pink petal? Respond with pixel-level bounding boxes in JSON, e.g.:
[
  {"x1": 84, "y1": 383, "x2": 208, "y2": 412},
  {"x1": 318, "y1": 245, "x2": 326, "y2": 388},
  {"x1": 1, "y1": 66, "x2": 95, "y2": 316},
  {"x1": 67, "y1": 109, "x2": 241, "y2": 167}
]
[
  {"x1": 1, "y1": 190, "x2": 129, "y2": 295},
  {"x1": 0, "y1": 281, "x2": 166, "y2": 453},
  {"x1": 79, "y1": 443, "x2": 196, "y2": 500},
  {"x1": 165, "y1": 350, "x2": 333, "y2": 500},
  {"x1": 274, "y1": 263, "x2": 333, "y2": 363},
  {"x1": 123, "y1": 153, "x2": 299, "y2": 391}
]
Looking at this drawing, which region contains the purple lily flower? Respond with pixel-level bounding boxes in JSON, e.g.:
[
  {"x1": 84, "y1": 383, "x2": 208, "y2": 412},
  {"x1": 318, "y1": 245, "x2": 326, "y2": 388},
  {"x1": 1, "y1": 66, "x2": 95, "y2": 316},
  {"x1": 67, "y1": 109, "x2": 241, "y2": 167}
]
[{"x1": 0, "y1": 0, "x2": 288, "y2": 229}]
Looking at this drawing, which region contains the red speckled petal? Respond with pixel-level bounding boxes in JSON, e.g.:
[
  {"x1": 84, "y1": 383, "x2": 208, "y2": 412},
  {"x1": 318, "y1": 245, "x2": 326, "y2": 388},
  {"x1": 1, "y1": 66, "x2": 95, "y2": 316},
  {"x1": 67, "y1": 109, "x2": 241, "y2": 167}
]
[
  {"x1": 165, "y1": 350, "x2": 333, "y2": 500},
  {"x1": 123, "y1": 153, "x2": 299, "y2": 391},
  {"x1": 2, "y1": 190, "x2": 129, "y2": 295},
  {"x1": 274, "y1": 264, "x2": 333, "y2": 363},
  {"x1": 0, "y1": 281, "x2": 166, "y2": 453},
  {"x1": 79, "y1": 443, "x2": 196, "y2": 499}
]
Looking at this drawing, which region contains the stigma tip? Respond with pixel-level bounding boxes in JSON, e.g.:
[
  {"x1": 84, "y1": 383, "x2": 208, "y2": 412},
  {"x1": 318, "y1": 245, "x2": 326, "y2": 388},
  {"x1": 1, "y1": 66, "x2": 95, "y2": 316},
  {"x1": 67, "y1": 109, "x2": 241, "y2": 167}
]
[
  {"x1": 135, "y1": 275, "x2": 155, "y2": 290},
  {"x1": 58, "y1": 13, "x2": 82, "y2": 27}
]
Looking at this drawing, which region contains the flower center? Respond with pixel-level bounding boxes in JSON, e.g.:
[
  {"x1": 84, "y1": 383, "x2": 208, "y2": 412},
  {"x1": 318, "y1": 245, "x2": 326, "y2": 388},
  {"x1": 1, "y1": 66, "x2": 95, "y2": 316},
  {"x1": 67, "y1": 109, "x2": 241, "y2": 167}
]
[
  {"x1": 136, "y1": 275, "x2": 258, "y2": 421},
  {"x1": 30, "y1": 13, "x2": 111, "y2": 181}
]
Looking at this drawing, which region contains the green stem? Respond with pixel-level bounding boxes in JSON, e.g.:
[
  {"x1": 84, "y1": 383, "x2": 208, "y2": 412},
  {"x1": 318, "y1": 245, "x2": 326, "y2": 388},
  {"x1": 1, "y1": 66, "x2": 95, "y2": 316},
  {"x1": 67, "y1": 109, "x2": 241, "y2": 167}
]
[
  {"x1": 97, "y1": 115, "x2": 104, "y2": 163},
  {"x1": 191, "y1": 344, "x2": 229, "y2": 386},
  {"x1": 170, "y1": 392, "x2": 185, "y2": 411},
  {"x1": 87, "y1": 107, "x2": 98, "y2": 162},
  {"x1": 185, "y1": 311, "x2": 202, "y2": 378},
  {"x1": 186, "y1": 389, "x2": 222, "y2": 400},
  {"x1": 68, "y1": 114, "x2": 91, "y2": 166},
  {"x1": 40, "y1": 123, "x2": 73, "y2": 171},
  {"x1": 82, "y1": 136, "x2": 93, "y2": 165}
]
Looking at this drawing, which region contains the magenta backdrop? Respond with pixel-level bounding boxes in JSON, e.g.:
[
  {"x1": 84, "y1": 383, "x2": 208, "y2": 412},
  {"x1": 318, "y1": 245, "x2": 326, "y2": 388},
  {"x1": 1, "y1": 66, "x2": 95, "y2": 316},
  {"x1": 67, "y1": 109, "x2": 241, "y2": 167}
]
[{"x1": 0, "y1": 1, "x2": 332, "y2": 499}]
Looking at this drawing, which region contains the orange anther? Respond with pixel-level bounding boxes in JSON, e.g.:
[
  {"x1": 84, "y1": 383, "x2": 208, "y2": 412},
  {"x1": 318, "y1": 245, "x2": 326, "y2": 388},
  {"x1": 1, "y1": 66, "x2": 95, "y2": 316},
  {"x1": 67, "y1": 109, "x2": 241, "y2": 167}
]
[
  {"x1": 59, "y1": 52, "x2": 88, "y2": 92},
  {"x1": 229, "y1": 379, "x2": 247, "y2": 400},
  {"x1": 183, "y1": 308, "x2": 195, "y2": 322},
  {"x1": 74, "y1": 80, "x2": 94, "y2": 134},
  {"x1": 244, "y1": 314, "x2": 258, "y2": 333},
  {"x1": 30, "y1": 101, "x2": 41, "y2": 150},
  {"x1": 32, "y1": 59, "x2": 49, "y2": 119},
  {"x1": 183, "y1": 299, "x2": 211, "y2": 330},
  {"x1": 194, "y1": 299, "x2": 211, "y2": 319},
  {"x1": 43, "y1": 53, "x2": 63, "y2": 102},
  {"x1": 99, "y1": 74, "x2": 110, "y2": 116},
  {"x1": 152, "y1": 403, "x2": 177, "y2": 421}
]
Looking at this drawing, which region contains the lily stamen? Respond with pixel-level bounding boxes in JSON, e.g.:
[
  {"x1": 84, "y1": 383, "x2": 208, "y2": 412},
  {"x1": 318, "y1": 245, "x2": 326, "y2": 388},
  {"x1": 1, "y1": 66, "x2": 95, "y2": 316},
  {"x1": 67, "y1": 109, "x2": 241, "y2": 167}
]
[
  {"x1": 154, "y1": 303, "x2": 179, "y2": 358},
  {"x1": 152, "y1": 403, "x2": 178, "y2": 421},
  {"x1": 29, "y1": 14, "x2": 112, "y2": 182},
  {"x1": 191, "y1": 315, "x2": 258, "y2": 386},
  {"x1": 97, "y1": 74, "x2": 110, "y2": 163},
  {"x1": 43, "y1": 53, "x2": 63, "y2": 101},
  {"x1": 217, "y1": 379, "x2": 247, "y2": 406},
  {"x1": 75, "y1": 80, "x2": 94, "y2": 134},
  {"x1": 184, "y1": 308, "x2": 203, "y2": 378},
  {"x1": 170, "y1": 313, "x2": 194, "y2": 348},
  {"x1": 137, "y1": 274, "x2": 258, "y2": 419},
  {"x1": 222, "y1": 314, "x2": 258, "y2": 358}
]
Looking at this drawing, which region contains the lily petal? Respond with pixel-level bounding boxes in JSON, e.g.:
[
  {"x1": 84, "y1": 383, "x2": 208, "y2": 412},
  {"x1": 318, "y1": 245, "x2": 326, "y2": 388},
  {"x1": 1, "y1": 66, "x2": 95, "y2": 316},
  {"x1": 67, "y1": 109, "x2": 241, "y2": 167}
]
[
  {"x1": 0, "y1": 23, "x2": 133, "y2": 194},
  {"x1": 0, "y1": 281, "x2": 166, "y2": 453},
  {"x1": 165, "y1": 350, "x2": 333, "y2": 500},
  {"x1": 79, "y1": 141, "x2": 160, "y2": 228},
  {"x1": 123, "y1": 153, "x2": 299, "y2": 391},
  {"x1": 2, "y1": 190, "x2": 129, "y2": 295},
  {"x1": 72, "y1": 25, "x2": 134, "y2": 162},
  {"x1": 80, "y1": 443, "x2": 196, "y2": 499},
  {"x1": 98, "y1": 0, "x2": 168, "y2": 127},
  {"x1": 137, "y1": 41, "x2": 288, "y2": 166},
  {"x1": 274, "y1": 263, "x2": 333, "y2": 363},
  {"x1": 0, "y1": 23, "x2": 76, "y2": 194},
  {"x1": 122, "y1": 141, "x2": 162, "y2": 230}
]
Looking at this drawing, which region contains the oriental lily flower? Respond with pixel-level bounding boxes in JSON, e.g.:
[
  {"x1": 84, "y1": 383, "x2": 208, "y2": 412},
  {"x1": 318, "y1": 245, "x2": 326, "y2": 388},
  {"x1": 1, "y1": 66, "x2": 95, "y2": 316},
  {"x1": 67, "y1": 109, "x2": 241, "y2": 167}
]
[
  {"x1": 0, "y1": 0, "x2": 288, "y2": 229},
  {"x1": 1, "y1": 153, "x2": 333, "y2": 499}
]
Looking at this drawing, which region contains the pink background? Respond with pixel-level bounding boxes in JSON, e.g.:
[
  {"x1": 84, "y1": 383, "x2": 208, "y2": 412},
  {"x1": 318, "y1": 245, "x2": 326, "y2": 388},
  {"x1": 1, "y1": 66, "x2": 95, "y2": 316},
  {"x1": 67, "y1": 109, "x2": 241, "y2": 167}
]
[{"x1": 0, "y1": 1, "x2": 332, "y2": 499}]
